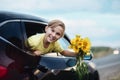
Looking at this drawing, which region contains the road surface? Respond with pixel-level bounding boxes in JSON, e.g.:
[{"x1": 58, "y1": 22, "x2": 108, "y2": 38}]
[{"x1": 92, "y1": 54, "x2": 120, "y2": 80}]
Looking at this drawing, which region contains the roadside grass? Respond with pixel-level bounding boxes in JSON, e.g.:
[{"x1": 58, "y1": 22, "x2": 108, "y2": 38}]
[{"x1": 91, "y1": 46, "x2": 113, "y2": 59}]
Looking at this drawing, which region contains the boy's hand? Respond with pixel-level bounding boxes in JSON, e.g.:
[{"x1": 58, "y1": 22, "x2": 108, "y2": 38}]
[{"x1": 33, "y1": 50, "x2": 42, "y2": 56}]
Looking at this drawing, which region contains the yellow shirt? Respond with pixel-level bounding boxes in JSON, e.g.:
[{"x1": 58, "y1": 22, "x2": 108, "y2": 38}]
[{"x1": 27, "y1": 33, "x2": 63, "y2": 54}]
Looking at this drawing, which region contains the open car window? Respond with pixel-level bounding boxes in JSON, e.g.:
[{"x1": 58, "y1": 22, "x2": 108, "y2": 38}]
[{"x1": 23, "y1": 21, "x2": 46, "y2": 38}]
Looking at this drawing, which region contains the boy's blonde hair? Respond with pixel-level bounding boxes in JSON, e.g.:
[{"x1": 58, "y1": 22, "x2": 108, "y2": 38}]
[{"x1": 48, "y1": 19, "x2": 65, "y2": 31}]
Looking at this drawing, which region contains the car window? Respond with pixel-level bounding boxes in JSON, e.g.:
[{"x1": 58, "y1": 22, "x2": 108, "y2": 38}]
[
  {"x1": 58, "y1": 37, "x2": 70, "y2": 49},
  {"x1": 0, "y1": 22, "x2": 23, "y2": 48},
  {"x1": 23, "y1": 21, "x2": 70, "y2": 55},
  {"x1": 23, "y1": 21, "x2": 70, "y2": 49},
  {"x1": 0, "y1": 38, "x2": 12, "y2": 65},
  {"x1": 23, "y1": 22, "x2": 46, "y2": 38},
  {"x1": 0, "y1": 21, "x2": 24, "y2": 66}
]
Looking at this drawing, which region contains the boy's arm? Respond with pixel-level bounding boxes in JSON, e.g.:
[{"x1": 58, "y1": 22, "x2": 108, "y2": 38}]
[{"x1": 60, "y1": 50, "x2": 77, "y2": 57}]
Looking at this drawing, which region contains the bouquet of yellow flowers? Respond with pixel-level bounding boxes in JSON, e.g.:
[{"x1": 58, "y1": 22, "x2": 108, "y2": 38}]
[{"x1": 69, "y1": 35, "x2": 91, "y2": 80}]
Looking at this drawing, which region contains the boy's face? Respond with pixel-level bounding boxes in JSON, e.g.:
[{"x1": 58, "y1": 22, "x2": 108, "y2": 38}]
[{"x1": 45, "y1": 26, "x2": 64, "y2": 43}]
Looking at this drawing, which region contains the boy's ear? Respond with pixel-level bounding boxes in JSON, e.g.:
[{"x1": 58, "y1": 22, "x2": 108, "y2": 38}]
[{"x1": 45, "y1": 26, "x2": 48, "y2": 32}]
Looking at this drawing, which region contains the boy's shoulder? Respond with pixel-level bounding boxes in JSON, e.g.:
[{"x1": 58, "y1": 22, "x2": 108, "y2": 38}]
[
  {"x1": 32, "y1": 33, "x2": 45, "y2": 37},
  {"x1": 28, "y1": 33, "x2": 45, "y2": 41}
]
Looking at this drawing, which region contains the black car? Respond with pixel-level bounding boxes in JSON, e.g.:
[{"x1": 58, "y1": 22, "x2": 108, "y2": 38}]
[{"x1": 0, "y1": 11, "x2": 99, "y2": 80}]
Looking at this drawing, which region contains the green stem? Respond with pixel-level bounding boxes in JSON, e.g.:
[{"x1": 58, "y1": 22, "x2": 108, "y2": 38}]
[{"x1": 76, "y1": 50, "x2": 89, "y2": 80}]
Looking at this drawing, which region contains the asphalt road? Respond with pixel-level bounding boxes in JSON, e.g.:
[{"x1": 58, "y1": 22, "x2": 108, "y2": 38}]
[{"x1": 92, "y1": 54, "x2": 120, "y2": 80}]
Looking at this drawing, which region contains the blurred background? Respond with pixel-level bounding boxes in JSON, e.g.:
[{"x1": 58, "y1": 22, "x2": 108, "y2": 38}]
[{"x1": 0, "y1": 0, "x2": 120, "y2": 80}]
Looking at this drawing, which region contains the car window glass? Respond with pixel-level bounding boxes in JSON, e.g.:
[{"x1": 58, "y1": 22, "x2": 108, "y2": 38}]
[
  {"x1": 0, "y1": 22, "x2": 23, "y2": 48},
  {"x1": 0, "y1": 38, "x2": 15, "y2": 66},
  {"x1": 58, "y1": 37, "x2": 70, "y2": 49},
  {"x1": 0, "y1": 22, "x2": 23, "y2": 66}
]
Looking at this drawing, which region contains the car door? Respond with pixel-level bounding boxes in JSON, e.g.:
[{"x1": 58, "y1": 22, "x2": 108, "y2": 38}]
[
  {"x1": 0, "y1": 20, "x2": 43, "y2": 80},
  {"x1": 0, "y1": 21, "x2": 24, "y2": 66},
  {"x1": 0, "y1": 21, "x2": 25, "y2": 80}
]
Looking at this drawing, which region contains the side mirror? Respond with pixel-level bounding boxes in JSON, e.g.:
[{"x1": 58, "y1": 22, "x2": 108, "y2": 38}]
[{"x1": 66, "y1": 58, "x2": 77, "y2": 67}]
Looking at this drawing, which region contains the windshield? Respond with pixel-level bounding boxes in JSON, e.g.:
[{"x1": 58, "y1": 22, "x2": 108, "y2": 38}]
[{"x1": 58, "y1": 37, "x2": 70, "y2": 50}]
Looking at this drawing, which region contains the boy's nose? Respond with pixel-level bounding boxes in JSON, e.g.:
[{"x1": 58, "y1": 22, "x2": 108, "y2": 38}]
[{"x1": 52, "y1": 32, "x2": 56, "y2": 37}]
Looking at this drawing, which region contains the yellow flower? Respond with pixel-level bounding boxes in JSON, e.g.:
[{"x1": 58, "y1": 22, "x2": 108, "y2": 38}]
[
  {"x1": 70, "y1": 39, "x2": 76, "y2": 45},
  {"x1": 81, "y1": 37, "x2": 91, "y2": 53},
  {"x1": 75, "y1": 35, "x2": 81, "y2": 42},
  {"x1": 69, "y1": 34, "x2": 91, "y2": 80},
  {"x1": 69, "y1": 35, "x2": 91, "y2": 54},
  {"x1": 86, "y1": 52, "x2": 91, "y2": 55},
  {"x1": 77, "y1": 41, "x2": 83, "y2": 48},
  {"x1": 72, "y1": 45, "x2": 79, "y2": 53}
]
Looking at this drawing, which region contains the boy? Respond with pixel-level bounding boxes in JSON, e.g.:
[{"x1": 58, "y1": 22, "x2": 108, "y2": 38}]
[
  {"x1": 27, "y1": 19, "x2": 77, "y2": 57},
  {"x1": 27, "y1": 19, "x2": 77, "y2": 76}
]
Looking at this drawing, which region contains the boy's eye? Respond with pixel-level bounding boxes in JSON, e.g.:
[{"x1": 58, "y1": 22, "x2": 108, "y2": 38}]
[
  {"x1": 51, "y1": 29, "x2": 54, "y2": 32},
  {"x1": 50, "y1": 28, "x2": 61, "y2": 36},
  {"x1": 56, "y1": 33, "x2": 60, "y2": 36}
]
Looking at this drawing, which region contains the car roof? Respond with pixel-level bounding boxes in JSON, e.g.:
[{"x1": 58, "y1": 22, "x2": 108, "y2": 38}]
[{"x1": 0, "y1": 11, "x2": 48, "y2": 23}]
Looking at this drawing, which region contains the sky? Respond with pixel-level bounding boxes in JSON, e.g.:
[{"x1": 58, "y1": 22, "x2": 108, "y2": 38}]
[{"x1": 0, "y1": 0, "x2": 120, "y2": 48}]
